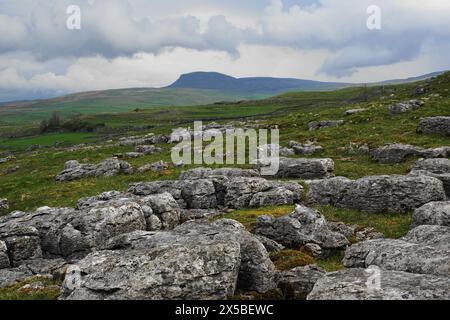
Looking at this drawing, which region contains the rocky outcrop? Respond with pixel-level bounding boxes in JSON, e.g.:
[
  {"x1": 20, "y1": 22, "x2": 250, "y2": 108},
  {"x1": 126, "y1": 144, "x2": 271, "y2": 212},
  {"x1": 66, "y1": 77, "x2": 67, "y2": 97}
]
[
  {"x1": 343, "y1": 226, "x2": 450, "y2": 277},
  {"x1": 287, "y1": 141, "x2": 323, "y2": 155},
  {"x1": 119, "y1": 134, "x2": 169, "y2": 146},
  {"x1": 0, "y1": 198, "x2": 8, "y2": 214},
  {"x1": 308, "y1": 268, "x2": 450, "y2": 300},
  {"x1": 417, "y1": 117, "x2": 450, "y2": 136},
  {"x1": 389, "y1": 99, "x2": 424, "y2": 114},
  {"x1": 258, "y1": 157, "x2": 334, "y2": 179},
  {"x1": 308, "y1": 175, "x2": 446, "y2": 213},
  {"x1": 0, "y1": 240, "x2": 10, "y2": 269},
  {"x1": 276, "y1": 265, "x2": 325, "y2": 299},
  {"x1": 61, "y1": 219, "x2": 276, "y2": 299},
  {"x1": 179, "y1": 167, "x2": 260, "y2": 180},
  {"x1": 308, "y1": 120, "x2": 344, "y2": 131},
  {"x1": 61, "y1": 241, "x2": 241, "y2": 300},
  {"x1": 56, "y1": 158, "x2": 133, "y2": 182},
  {"x1": 255, "y1": 205, "x2": 349, "y2": 256},
  {"x1": 327, "y1": 222, "x2": 384, "y2": 242},
  {"x1": 411, "y1": 201, "x2": 450, "y2": 228},
  {"x1": 409, "y1": 158, "x2": 450, "y2": 196},
  {"x1": 129, "y1": 172, "x2": 302, "y2": 210},
  {"x1": 137, "y1": 161, "x2": 169, "y2": 173},
  {"x1": 0, "y1": 192, "x2": 183, "y2": 263},
  {"x1": 371, "y1": 144, "x2": 450, "y2": 164},
  {"x1": 135, "y1": 145, "x2": 162, "y2": 155}
]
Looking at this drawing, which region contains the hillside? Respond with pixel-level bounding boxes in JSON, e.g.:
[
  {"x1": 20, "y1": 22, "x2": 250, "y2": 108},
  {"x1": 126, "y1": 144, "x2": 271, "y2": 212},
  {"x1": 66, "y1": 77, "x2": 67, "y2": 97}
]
[
  {"x1": 0, "y1": 87, "x2": 264, "y2": 125},
  {"x1": 169, "y1": 71, "x2": 349, "y2": 93}
]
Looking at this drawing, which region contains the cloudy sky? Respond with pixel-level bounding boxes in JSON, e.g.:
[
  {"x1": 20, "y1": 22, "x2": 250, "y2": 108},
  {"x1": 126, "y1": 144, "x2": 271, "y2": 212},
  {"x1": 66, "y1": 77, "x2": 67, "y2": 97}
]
[{"x1": 1, "y1": 0, "x2": 450, "y2": 102}]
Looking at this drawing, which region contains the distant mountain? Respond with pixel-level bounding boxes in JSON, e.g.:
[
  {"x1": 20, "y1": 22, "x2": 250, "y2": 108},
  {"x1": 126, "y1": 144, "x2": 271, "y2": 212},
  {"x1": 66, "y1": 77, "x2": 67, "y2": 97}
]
[{"x1": 169, "y1": 72, "x2": 350, "y2": 93}]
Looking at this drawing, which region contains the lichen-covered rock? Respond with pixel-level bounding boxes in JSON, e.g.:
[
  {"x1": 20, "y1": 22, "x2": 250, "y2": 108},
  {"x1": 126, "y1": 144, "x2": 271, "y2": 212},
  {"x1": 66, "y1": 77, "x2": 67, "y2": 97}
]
[
  {"x1": 0, "y1": 199, "x2": 147, "y2": 260},
  {"x1": 179, "y1": 167, "x2": 260, "y2": 180},
  {"x1": 262, "y1": 157, "x2": 334, "y2": 179},
  {"x1": 412, "y1": 201, "x2": 450, "y2": 228},
  {"x1": 129, "y1": 171, "x2": 302, "y2": 210},
  {"x1": 343, "y1": 238, "x2": 449, "y2": 277},
  {"x1": 140, "y1": 193, "x2": 180, "y2": 229},
  {"x1": 410, "y1": 158, "x2": 450, "y2": 197},
  {"x1": 0, "y1": 225, "x2": 42, "y2": 267},
  {"x1": 403, "y1": 225, "x2": 450, "y2": 250},
  {"x1": 276, "y1": 265, "x2": 325, "y2": 299},
  {"x1": 137, "y1": 160, "x2": 169, "y2": 173},
  {"x1": 308, "y1": 120, "x2": 344, "y2": 131},
  {"x1": 417, "y1": 117, "x2": 450, "y2": 136},
  {"x1": 56, "y1": 158, "x2": 133, "y2": 182},
  {"x1": 0, "y1": 198, "x2": 8, "y2": 214},
  {"x1": 389, "y1": 99, "x2": 424, "y2": 114},
  {"x1": 105, "y1": 219, "x2": 276, "y2": 294},
  {"x1": 255, "y1": 235, "x2": 285, "y2": 254},
  {"x1": 61, "y1": 243, "x2": 241, "y2": 300},
  {"x1": 0, "y1": 240, "x2": 10, "y2": 269},
  {"x1": 255, "y1": 205, "x2": 349, "y2": 255},
  {"x1": 372, "y1": 144, "x2": 425, "y2": 164},
  {"x1": 308, "y1": 268, "x2": 450, "y2": 300},
  {"x1": 308, "y1": 175, "x2": 446, "y2": 213},
  {"x1": 288, "y1": 141, "x2": 323, "y2": 155},
  {"x1": 135, "y1": 145, "x2": 162, "y2": 155}
]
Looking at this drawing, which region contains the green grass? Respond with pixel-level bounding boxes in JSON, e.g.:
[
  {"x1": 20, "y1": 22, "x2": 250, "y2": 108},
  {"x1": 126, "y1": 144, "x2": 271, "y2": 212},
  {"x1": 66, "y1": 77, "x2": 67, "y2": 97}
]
[
  {"x1": 0, "y1": 277, "x2": 60, "y2": 300},
  {"x1": 0, "y1": 132, "x2": 98, "y2": 151},
  {"x1": 316, "y1": 205, "x2": 412, "y2": 239}
]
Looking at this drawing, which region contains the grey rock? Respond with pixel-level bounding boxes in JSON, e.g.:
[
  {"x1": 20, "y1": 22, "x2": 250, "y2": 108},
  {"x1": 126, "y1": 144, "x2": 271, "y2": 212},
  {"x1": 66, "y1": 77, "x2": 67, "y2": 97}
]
[
  {"x1": 135, "y1": 145, "x2": 162, "y2": 155},
  {"x1": 0, "y1": 240, "x2": 10, "y2": 269},
  {"x1": 255, "y1": 235, "x2": 285, "y2": 254},
  {"x1": 0, "y1": 267, "x2": 33, "y2": 288},
  {"x1": 308, "y1": 268, "x2": 450, "y2": 300},
  {"x1": 125, "y1": 152, "x2": 143, "y2": 158},
  {"x1": 343, "y1": 239, "x2": 449, "y2": 277},
  {"x1": 309, "y1": 120, "x2": 344, "y2": 131},
  {"x1": 61, "y1": 243, "x2": 240, "y2": 300},
  {"x1": 277, "y1": 265, "x2": 326, "y2": 299},
  {"x1": 372, "y1": 144, "x2": 425, "y2": 164},
  {"x1": 0, "y1": 156, "x2": 15, "y2": 164},
  {"x1": 0, "y1": 200, "x2": 147, "y2": 259},
  {"x1": 180, "y1": 209, "x2": 222, "y2": 222},
  {"x1": 56, "y1": 158, "x2": 133, "y2": 182},
  {"x1": 402, "y1": 225, "x2": 450, "y2": 250},
  {"x1": 0, "y1": 225, "x2": 42, "y2": 267},
  {"x1": 137, "y1": 160, "x2": 169, "y2": 173},
  {"x1": 255, "y1": 205, "x2": 349, "y2": 254},
  {"x1": 345, "y1": 108, "x2": 367, "y2": 116},
  {"x1": 179, "y1": 167, "x2": 259, "y2": 180},
  {"x1": 417, "y1": 117, "x2": 450, "y2": 136},
  {"x1": 389, "y1": 99, "x2": 424, "y2": 114},
  {"x1": 105, "y1": 219, "x2": 276, "y2": 294},
  {"x1": 262, "y1": 157, "x2": 334, "y2": 179},
  {"x1": 372, "y1": 144, "x2": 450, "y2": 164},
  {"x1": 411, "y1": 158, "x2": 450, "y2": 173},
  {"x1": 288, "y1": 141, "x2": 323, "y2": 155},
  {"x1": 412, "y1": 201, "x2": 450, "y2": 228},
  {"x1": 410, "y1": 158, "x2": 450, "y2": 196},
  {"x1": 140, "y1": 193, "x2": 180, "y2": 230},
  {"x1": 180, "y1": 179, "x2": 218, "y2": 209},
  {"x1": 0, "y1": 198, "x2": 8, "y2": 214},
  {"x1": 308, "y1": 175, "x2": 446, "y2": 213}
]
